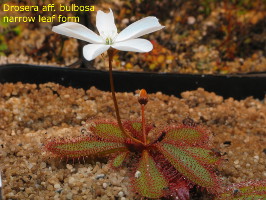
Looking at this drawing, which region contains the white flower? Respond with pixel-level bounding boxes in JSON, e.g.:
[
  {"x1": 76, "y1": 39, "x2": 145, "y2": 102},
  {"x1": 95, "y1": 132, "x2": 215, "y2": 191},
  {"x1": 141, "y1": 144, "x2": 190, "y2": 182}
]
[{"x1": 52, "y1": 9, "x2": 164, "y2": 61}]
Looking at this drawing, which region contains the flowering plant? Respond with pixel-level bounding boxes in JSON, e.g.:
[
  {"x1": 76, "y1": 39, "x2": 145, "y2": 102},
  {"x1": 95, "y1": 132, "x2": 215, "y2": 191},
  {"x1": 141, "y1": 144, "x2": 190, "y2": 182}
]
[
  {"x1": 47, "y1": 8, "x2": 222, "y2": 199},
  {"x1": 46, "y1": 8, "x2": 266, "y2": 200}
]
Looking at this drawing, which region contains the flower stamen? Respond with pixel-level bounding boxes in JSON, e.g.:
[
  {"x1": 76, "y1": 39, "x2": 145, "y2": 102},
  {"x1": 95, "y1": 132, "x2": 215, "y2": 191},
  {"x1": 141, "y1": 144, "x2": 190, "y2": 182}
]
[{"x1": 106, "y1": 37, "x2": 113, "y2": 45}]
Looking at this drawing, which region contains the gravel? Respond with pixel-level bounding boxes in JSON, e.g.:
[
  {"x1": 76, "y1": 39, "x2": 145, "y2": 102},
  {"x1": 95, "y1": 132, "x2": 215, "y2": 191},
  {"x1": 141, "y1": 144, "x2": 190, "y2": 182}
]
[{"x1": 0, "y1": 82, "x2": 265, "y2": 199}]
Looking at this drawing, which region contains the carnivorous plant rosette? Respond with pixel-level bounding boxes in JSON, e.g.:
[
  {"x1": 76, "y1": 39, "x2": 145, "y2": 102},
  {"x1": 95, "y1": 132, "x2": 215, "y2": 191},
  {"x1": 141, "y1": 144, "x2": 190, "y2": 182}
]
[
  {"x1": 52, "y1": 9, "x2": 164, "y2": 61},
  {"x1": 45, "y1": 90, "x2": 221, "y2": 199}
]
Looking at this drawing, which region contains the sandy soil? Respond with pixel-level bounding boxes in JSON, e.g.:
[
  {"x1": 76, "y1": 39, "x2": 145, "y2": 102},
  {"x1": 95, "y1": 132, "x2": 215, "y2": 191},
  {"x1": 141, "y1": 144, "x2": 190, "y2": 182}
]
[{"x1": 0, "y1": 82, "x2": 265, "y2": 199}]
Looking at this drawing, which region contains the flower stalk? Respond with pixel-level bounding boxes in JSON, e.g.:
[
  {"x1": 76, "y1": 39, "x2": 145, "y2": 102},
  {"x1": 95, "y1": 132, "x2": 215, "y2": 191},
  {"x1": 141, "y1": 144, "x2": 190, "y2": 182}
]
[
  {"x1": 107, "y1": 49, "x2": 144, "y2": 145},
  {"x1": 138, "y1": 89, "x2": 148, "y2": 145},
  {"x1": 141, "y1": 104, "x2": 146, "y2": 144}
]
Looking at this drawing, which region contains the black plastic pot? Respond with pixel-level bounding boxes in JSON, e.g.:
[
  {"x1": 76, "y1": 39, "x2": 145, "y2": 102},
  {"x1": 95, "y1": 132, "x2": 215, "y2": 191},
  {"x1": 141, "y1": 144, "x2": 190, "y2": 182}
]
[{"x1": 0, "y1": 64, "x2": 265, "y2": 100}]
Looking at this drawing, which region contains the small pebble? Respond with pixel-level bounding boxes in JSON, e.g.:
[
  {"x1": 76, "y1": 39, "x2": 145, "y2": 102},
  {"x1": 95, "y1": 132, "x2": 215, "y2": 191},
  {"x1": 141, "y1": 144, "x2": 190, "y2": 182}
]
[
  {"x1": 68, "y1": 177, "x2": 75, "y2": 185},
  {"x1": 135, "y1": 171, "x2": 141, "y2": 178},
  {"x1": 234, "y1": 160, "x2": 239, "y2": 165},
  {"x1": 40, "y1": 162, "x2": 46, "y2": 169},
  {"x1": 66, "y1": 193, "x2": 73, "y2": 200},
  {"x1": 254, "y1": 155, "x2": 259, "y2": 160},
  {"x1": 54, "y1": 183, "x2": 61, "y2": 189},
  {"x1": 118, "y1": 191, "x2": 124, "y2": 197},
  {"x1": 66, "y1": 164, "x2": 73, "y2": 170},
  {"x1": 96, "y1": 174, "x2": 105, "y2": 179},
  {"x1": 56, "y1": 188, "x2": 63, "y2": 193},
  {"x1": 102, "y1": 182, "x2": 108, "y2": 189}
]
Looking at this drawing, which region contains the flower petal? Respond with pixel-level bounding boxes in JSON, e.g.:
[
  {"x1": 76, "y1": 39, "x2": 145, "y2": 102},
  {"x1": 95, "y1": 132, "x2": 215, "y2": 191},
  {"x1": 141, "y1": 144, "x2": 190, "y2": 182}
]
[
  {"x1": 112, "y1": 39, "x2": 153, "y2": 52},
  {"x1": 83, "y1": 44, "x2": 110, "y2": 61},
  {"x1": 116, "y1": 17, "x2": 164, "y2": 42},
  {"x1": 96, "y1": 9, "x2": 117, "y2": 38},
  {"x1": 52, "y1": 22, "x2": 103, "y2": 44}
]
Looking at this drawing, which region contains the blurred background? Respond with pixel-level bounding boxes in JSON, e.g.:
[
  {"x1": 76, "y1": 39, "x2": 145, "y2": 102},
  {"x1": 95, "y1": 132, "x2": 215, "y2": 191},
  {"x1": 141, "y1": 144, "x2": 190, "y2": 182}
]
[{"x1": 0, "y1": 0, "x2": 266, "y2": 74}]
